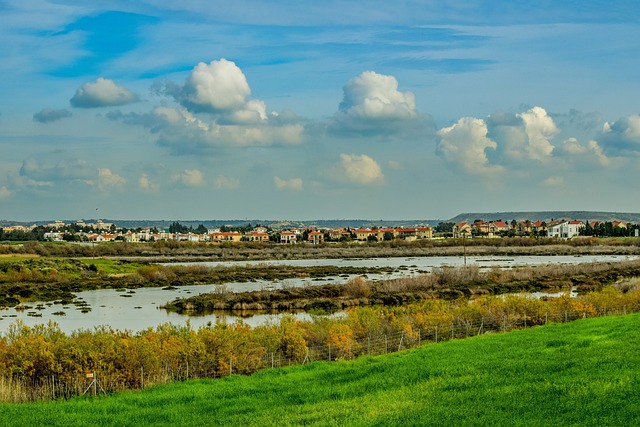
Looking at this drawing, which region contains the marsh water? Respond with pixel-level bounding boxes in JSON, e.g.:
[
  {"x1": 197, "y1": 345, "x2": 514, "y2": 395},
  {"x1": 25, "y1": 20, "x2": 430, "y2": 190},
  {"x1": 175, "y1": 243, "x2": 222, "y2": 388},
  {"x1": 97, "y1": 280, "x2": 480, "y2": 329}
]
[{"x1": 0, "y1": 254, "x2": 635, "y2": 334}]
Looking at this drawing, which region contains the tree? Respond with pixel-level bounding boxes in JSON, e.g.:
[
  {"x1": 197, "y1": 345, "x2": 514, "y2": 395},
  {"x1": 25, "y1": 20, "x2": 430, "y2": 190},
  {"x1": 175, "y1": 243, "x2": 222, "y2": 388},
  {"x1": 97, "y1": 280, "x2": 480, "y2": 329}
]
[{"x1": 435, "y1": 222, "x2": 454, "y2": 233}]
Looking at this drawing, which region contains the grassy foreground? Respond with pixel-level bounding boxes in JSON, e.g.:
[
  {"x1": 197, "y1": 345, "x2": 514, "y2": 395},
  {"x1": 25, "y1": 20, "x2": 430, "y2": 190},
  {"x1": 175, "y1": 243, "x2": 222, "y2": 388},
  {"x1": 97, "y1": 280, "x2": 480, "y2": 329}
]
[{"x1": 2, "y1": 314, "x2": 639, "y2": 427}]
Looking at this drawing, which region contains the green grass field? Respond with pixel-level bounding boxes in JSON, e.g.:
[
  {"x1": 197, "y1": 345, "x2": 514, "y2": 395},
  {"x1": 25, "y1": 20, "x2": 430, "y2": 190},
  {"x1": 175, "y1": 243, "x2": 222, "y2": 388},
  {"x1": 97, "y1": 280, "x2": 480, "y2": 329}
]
[{"x1": 2, "y1": 314, "x2": 639, "y2": 426}]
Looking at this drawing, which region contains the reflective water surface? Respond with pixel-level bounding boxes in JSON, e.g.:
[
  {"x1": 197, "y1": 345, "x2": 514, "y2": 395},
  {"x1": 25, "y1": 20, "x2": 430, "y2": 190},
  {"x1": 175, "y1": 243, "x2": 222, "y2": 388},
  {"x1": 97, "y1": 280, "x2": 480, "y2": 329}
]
[{"x1": 0, "y1": 254, "x2": 634, "y2": 334}]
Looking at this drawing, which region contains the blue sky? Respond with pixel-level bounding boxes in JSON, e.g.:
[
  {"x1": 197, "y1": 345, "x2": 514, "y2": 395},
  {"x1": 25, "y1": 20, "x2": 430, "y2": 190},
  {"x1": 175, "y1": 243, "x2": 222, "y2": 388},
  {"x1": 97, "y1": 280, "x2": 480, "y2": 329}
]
[{"x1": 1, "y1": 1, "x2": 640, "y2": 222}]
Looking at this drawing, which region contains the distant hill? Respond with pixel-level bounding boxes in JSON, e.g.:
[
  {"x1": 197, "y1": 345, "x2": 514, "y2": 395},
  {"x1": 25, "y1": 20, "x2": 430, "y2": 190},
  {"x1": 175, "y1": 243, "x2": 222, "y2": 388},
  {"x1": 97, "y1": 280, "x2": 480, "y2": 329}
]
[{"x1": 449, "y1": 211, "x2": 640, "y2": 224}]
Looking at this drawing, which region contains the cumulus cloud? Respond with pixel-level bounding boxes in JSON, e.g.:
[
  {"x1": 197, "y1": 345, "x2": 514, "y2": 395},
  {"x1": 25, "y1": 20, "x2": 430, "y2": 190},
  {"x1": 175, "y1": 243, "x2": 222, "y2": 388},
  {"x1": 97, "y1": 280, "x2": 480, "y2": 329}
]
[
  {"x1": 179, "y1": 59, "x2": 251, "y2": 114},
  {"x1": 437, "y1": 117, "x2": 503, "y2": 176},
  {"x1": 339, "y1": 71, "x2": 416, "y2": 120},
  {"x1": 98, "y1": 168, "x2": 127, "y2": 190},
  {"x1": 33, "y1": 108, "x2": 72, "y2": 123},
  {"x1": 544, "y1": 176, "x2": 564, "y2": 187},
  {"x1": 518, "y1": 106, "x2": 558, "y2": 161},
  {"x1": 338, "y1": 153, "x2": 384, "y2": 185},
  {"x1": 274, "y1": 176, "x2": 303, "y2": 191},
  {"x1": 597, "y1": 114, "x2": 640, "y2": 156},
  {"x1": 488, "y1": 106, "x2": 557, "y2": 163},
  {"x1": 215, "y1": 175, "x2": 240, "y2": 190},
  {"x1": 70, "y1": 78, "x2": 139, "y2": 108},
  {"x1": 172, "y1": 169, "x2": 205, "y2": 187},
  {"x1": 331, "y1": 71, "x2": 423, "y2": 135},
  {"x1": 0, "y1": 186, "x2": 12, "y2": 199},
  {"x1": 138, "y1": 174, "x2": 158, "y2": 191},
  {"x1": 110, "y1": 58, "x2": 307, "y2": 156},
  {"x1": 19, "y1": 158, "x2": 94, "y2": 184},
  {"x1": 555, "y1": 137, "x2": 610, "y2": 168},
  {"x1": 111, "y1": 106, "x2": 303, "y2": 155}
]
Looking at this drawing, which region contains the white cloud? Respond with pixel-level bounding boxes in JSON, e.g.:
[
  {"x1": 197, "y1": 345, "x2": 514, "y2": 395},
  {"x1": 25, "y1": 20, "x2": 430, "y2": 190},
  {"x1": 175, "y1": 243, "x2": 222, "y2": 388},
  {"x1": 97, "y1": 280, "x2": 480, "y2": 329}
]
[
  {"x1": 0, "y1": 186, "x2": 12, "y2": 199},
  {"x1": 518, "y1": 106, "x2": 558, "y2": 161},
  {"x1": 19, "y1": 158, "x2": 93, "y2": 184},
  {"x1": 148, "y1": 106, "x2": 303, "y2": 154},
  {"x1": 338, "y1": 153, "x2": 384, "y2": 185},
  {"x1": 598, "y1": 114, "x2": 640, "y2": 156},
  {"x1": 172, "y1": 169, "x2": 205, "y2": 187},
  {"x1": 488, "y1": 106, "x2": 558, "y2": 163},
  {"x1": 215, "y1": 175, "x2": 240, "y2": 190},
  {"x1": 544, "y1": 176, "x2": 564, "y2": 187},
  {"x1": 559, "y1": 137, "x2": 585, "y2": 155},
  {"x1": 70, "y1": 78, "x2": 139, "y2": 108},
  {"x1": 98, "y1": 168, "x2": 127, "y2": 191},
  {"x1": 331, "y1": 71, "x2": 420, "y2": 135},
  {"x1": 555, "y1": 137, "x2": 610, "y2": 168},
  {"x1": 387, "y1": 160, "x2": 402, "y2": 170},
  {"x1": 33, "y1": 108, "x2": 72, "y2": 123},
  {"x1": 437, "y1": 117, "x2": 503, "y2": 176},
  {"x1": 138, "y1": 174, "x2": 158, "y2": 191},
  {"x1": 274, "y1": 176, "x2": 303, "y2": 191},
  {"x1": 179, "y1": 59, "x2": 251, "y2": 114}
]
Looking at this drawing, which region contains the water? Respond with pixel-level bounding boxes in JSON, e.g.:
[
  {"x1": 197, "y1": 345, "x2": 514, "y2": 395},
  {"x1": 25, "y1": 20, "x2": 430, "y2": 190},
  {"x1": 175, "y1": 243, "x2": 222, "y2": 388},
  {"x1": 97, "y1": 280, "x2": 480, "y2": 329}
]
[{"x1": 0, "y1": 254, "x2": 635, "y2": 334}]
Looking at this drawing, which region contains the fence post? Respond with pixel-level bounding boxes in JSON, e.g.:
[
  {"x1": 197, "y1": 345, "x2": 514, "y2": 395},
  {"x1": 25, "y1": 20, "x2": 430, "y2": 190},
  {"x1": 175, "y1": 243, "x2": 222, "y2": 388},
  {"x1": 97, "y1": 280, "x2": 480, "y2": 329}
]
[
  {"x1": 418, "y1": 329, "x2": 421, "y2": 346},
  {"x1": 451, "y1": 322, "x2": 454, "y2": 340},
  {"x1": 435, "y1": 326, "x2": 438, "y2": 343},
  {"x1": 367, "y1": 335, "x2": 371, "y2": 355},
  {"x1": 52, "y1": 375, "x2": 55, "y2": 400},
  {"x1": 545, "y1": 312, "x2": 548, "y2": 325},
  {"x1": 141, "y1": 367, "x2": 144, "y2": 389},
  {"x1": 385, "y1": 335, "x2": 388, "y2": 354},
  {"x1": 230, "y1": 358, "x2": 233, "y2": 376}
]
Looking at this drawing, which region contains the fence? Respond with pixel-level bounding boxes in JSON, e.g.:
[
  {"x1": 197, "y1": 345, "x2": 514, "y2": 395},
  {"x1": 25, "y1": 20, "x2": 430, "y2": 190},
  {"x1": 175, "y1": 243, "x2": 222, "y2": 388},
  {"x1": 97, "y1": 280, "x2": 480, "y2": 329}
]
[{"x1": 0, "y1": 304, "x2": 633, "y2": 403}]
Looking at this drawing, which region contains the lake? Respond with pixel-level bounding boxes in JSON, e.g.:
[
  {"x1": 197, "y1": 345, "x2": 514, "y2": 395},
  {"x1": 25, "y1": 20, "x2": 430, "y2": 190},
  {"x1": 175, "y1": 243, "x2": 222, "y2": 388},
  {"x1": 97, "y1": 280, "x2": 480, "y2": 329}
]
[{"x1": 0, "y1": 254, "x2": 635, "y2": 334}]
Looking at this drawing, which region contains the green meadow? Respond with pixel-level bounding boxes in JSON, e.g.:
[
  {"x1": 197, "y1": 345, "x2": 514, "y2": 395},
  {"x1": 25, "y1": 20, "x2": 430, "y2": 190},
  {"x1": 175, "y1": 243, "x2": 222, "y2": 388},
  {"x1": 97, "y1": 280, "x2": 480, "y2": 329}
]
[{"x1": 1, "y1": 314, "x2": 639, "y2": 426}]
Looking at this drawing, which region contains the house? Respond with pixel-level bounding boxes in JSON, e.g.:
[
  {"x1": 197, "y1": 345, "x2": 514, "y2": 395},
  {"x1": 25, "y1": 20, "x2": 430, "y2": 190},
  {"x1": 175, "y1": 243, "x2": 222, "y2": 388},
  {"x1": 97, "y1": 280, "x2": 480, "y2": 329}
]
[
  {"x1": 354, "y1": 228, "x2": 378, "y2": 242},
  {"x1": 453, "y1": 222, "x2": 472, "y2": 238},
  {"x1": 328, "y1": 228, "x2": 349, "y2": 241},
  {"x1": 210, "y1": 232, "x2": 243, "y2": 243},
  {"x1": 245, "y1": 231, "x2": 270, "y2": 242},
  {"x1": 416, "y1": 227, "x2": 433, "y2": 239},
  {"x1": 307, "y1": 231, "x2": 324, "y2": 244},
  {"x1": 396, "y1": 228, "x2": 418, "y2": 241},
  {"x1": 280, "y1": 231, "x2": 298, "y2": 244},
  {"x1": 547, "y1": 220, "x2": 584, "y2": 239}
]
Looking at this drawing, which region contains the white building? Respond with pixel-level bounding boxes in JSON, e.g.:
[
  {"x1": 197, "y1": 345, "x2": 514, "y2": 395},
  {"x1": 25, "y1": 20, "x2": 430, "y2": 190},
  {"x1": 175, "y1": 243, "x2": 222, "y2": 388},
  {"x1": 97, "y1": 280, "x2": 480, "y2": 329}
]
[{"x1": 547, "y1": 220, "x2": 584, "y2": 239}]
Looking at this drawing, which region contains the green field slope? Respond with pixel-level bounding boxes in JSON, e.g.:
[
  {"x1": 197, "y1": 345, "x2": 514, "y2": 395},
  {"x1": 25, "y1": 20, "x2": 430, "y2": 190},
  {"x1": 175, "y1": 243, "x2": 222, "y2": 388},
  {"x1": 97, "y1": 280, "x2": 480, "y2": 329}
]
[{"x1": 2, "y1": 314, "x2": 639, "y2": 426}]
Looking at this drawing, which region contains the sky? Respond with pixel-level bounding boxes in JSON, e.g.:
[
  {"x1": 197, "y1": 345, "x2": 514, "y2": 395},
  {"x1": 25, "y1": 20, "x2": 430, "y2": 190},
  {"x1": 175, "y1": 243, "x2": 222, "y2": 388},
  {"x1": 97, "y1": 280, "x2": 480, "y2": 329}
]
[{"x1": 1, "y1": 1, "x2": 640, "y2": 222}]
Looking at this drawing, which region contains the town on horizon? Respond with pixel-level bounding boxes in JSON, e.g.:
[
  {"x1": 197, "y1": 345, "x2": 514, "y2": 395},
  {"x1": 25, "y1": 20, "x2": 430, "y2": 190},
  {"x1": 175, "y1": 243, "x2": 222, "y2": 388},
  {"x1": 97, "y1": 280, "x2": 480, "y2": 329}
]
[{"x1": 2, "y1": 215, "x2": 639, "y2": 243}]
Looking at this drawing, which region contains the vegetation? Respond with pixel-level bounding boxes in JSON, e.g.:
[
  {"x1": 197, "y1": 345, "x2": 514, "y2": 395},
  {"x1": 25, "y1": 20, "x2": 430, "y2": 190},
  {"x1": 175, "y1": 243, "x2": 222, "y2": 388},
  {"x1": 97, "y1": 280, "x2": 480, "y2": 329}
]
[
  {"x1": 1, "y1": 280, "x2": 640, "y2": 403},
  {"x1": 2, "y1": 237, "x2": 640, "y2": 261},
  {"x1": 0, "y1": 257, "x2": 394, "y2": 308},
  {"x1": 163, "y1": 259, "x2": 640, "y2": 313},
  {"x1": 0, "y1": 312, "x2": 639, "y2": 425}
]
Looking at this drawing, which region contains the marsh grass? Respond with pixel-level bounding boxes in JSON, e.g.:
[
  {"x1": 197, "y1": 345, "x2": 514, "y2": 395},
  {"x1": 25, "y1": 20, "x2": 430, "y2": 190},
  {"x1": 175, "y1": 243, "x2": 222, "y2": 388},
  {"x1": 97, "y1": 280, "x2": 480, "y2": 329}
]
[{"x1": 1, "y1": 314, "x2": 639, "y2": 426}]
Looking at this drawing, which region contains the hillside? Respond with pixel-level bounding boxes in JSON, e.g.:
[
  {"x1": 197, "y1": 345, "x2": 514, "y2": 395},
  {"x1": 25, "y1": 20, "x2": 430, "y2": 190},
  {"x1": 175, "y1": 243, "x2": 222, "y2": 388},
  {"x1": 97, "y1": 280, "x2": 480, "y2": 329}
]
[{"x1": 2, "y1": 314, "x2": 639, "y2": 426}]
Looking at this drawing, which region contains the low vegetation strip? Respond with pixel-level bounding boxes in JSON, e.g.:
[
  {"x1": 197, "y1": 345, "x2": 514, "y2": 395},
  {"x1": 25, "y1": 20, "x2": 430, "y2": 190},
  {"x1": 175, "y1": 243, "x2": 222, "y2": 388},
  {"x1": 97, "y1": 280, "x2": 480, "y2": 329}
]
[
  {"x1": 3, "y1": 238, "x2": 640, "y2": 260},
  {"x1": 1, "y1": 313, "x2": 639, "y2": 426},
  {"x1": 163, "y1": 259, "x2": 640, "y2": 313}
]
